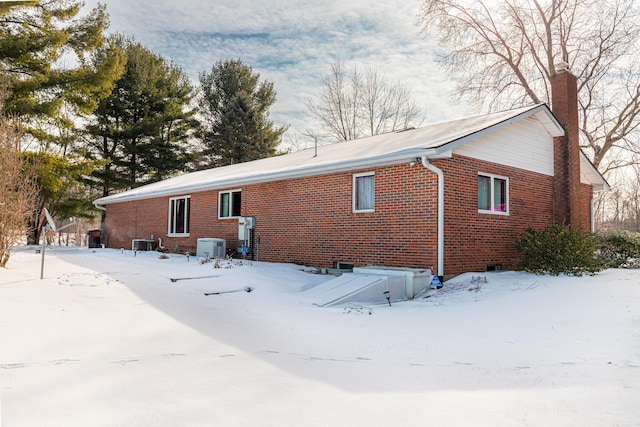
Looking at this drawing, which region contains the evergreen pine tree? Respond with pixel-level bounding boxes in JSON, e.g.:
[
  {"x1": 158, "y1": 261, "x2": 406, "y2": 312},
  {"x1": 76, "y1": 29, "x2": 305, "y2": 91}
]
[
  {"x1": 0, "y1": 1, "x2": 123, "y2": 149},
  {"x1": 85, "y1": 37, "x2": 196, "y2": 198},
  {"x1": 198, "y1": 59, "x2": 285, "y2": 168},
  {"x1": 212, "y1": 93, "x2": 273, "y2": 165}
]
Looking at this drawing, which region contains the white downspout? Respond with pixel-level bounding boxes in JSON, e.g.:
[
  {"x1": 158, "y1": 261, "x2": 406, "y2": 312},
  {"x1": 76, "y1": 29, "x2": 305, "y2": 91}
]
[{"x1": 421, "y1": 156, "x2": 444, "y2": 277}]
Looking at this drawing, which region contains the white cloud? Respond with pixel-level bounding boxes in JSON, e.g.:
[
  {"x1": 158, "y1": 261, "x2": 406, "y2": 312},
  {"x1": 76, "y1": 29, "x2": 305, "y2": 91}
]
[{"x1": 83, "y1": 0, "x2": 469, "y2": 144}]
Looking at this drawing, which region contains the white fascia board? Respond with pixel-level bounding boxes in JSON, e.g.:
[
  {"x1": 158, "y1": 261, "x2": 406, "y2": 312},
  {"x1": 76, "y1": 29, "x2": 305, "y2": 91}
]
[
  {"x1": 533, "y1": 108, "x2": 565, "y2": 137},
  {"x1": 580, "y1": 151, "x2": 610, "y2": 192},
  {"x1": 94, "y1": 148, "x2": 437, "y2": 206},
  {"x1": 432, "y1": 104, "x2": 563, "y2": 155}
]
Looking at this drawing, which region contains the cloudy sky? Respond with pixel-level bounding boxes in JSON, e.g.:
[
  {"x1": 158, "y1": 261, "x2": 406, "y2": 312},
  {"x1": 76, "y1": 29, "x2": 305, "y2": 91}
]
[{"x1": 82, "y1": 0, "x2": 469, "y2": 145}]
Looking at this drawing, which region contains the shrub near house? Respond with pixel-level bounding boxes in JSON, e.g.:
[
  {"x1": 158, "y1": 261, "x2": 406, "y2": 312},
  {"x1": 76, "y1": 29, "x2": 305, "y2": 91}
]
[{"x1": 514, "y1": 225, "x2": 604, "y2": 276}]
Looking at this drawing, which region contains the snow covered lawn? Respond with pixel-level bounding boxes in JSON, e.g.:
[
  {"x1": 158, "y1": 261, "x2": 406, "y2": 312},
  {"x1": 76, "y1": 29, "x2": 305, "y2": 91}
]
[{"x1": 1, "y1": 247, "x2": 638, "y2": 426}]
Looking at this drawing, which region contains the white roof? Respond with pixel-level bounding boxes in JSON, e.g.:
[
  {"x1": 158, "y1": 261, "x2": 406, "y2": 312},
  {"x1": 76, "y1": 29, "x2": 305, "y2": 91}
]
[{"x1": 94, "y1": 104, "x2": 581, "y2": 205}]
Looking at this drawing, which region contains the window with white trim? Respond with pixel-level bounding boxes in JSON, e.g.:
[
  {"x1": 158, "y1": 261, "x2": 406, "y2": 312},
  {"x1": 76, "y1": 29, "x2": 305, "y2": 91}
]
[
  {"x1": 168, "y1": 195, "x2": 190, "y2": 235},
  {"x1": 353, "y1": 172, "x2": 375, "y2": 212},
  {"x1": 218, "y1": 189, "x2": 242, "y2": 218},
  {"x1": 478, "y1": 173, "x2": 508, "y2": 214}
]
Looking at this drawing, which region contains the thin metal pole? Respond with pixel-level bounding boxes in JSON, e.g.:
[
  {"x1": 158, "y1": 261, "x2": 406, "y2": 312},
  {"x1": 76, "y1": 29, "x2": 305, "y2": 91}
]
[{"x1": 40, "y1": 226, "x2": 46, "y2": 279}]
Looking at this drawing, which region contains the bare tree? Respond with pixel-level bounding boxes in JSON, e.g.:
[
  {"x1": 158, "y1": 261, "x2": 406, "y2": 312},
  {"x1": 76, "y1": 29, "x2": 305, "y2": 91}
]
[
  {"x1": 419, "y1": 0, "x2": 640, "y2": 176},
  {"x1": 592, "y1": 190, "x2": 608, "y2": 230},
  {"x1": 0, "y1": 89, "x2": 38, "y2": 267},
  {"x1": 306, "y1": 61, "x2": 422, "y2": 142},
  {"x1": 619, "y1": 165, "x2": 640, "y2": 230}
]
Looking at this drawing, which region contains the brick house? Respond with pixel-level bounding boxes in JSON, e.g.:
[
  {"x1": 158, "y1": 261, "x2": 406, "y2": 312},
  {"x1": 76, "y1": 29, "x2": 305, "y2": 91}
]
[{"x1": 94, "y1": 69, "x2": 608, "y2": 277}]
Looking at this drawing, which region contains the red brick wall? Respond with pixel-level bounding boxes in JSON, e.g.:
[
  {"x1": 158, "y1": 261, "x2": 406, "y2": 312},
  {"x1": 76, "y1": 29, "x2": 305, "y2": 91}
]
[
  {"x1": 244, "y1": 164, "x2": 438, "y2": 269},
  {"x1": 434, "y1": 155, "x2": 555, "y2": 274},
  {"x1": 103, "y1": 193, "x2": 240, "y2": 251},
  {"x1": 104, "y1": 164, "x2": 439, "y2": 268},
  {"x1": 103, "y1": 154, "x2": 580, "y2": 277},
  {"x1": 103, "y1": 199, "x2": 165, "y2": 249}
]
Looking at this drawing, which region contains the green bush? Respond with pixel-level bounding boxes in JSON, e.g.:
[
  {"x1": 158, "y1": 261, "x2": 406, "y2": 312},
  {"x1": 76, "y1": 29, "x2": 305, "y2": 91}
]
[
  {"x1": 594, "y1": 231, "x2": 640, "y2": 268},
  {"x1": 514, "y1": 224, "x2": 604, "y2": 276}
]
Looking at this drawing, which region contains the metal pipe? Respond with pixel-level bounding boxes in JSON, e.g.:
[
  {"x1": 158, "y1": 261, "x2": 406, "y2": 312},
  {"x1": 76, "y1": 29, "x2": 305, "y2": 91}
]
[{"x1": 421, "y1": 156, "x2": 444, "y2": 277}]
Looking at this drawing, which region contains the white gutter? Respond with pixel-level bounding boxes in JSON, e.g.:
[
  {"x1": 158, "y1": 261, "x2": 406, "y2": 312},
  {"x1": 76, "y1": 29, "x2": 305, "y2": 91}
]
[
  {"x1": 93, "y1": 202, "x2": 106, "y2": 211},
  {"x1": 421, "y1": 156, "x2": 444, "y2": 277}
]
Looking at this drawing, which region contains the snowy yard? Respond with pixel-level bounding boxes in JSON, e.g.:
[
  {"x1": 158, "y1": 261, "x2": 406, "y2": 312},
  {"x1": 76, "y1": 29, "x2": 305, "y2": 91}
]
[{"x1": 0, "y1": 246, "x2": 638, "y2": 426}]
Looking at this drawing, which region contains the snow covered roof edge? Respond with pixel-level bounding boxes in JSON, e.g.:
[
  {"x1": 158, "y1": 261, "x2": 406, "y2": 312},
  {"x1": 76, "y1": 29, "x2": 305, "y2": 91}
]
[{"x1": 95, "y1": 103, "x2": 603, "y2": 206}]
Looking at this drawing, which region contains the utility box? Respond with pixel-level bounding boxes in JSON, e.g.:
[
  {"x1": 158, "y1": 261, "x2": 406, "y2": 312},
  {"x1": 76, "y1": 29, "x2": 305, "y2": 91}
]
[
  {"x1": 196, "y1": 238, "x2": 226, "y2": 258},
  {"x1": 238, "y1": 216, "x2": 255, "y2": 240}
]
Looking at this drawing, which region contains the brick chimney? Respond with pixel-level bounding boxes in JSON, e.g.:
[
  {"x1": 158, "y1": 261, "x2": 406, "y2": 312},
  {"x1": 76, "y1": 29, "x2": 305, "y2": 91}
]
[{"x1": 551, "y1": 64, "x2": 582, "y2": 227}]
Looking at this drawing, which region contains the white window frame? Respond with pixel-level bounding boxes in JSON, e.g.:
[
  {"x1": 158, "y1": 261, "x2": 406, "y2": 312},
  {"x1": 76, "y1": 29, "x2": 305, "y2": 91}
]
[
  {"x1": 353, "y1": 172, "x2": 375, "y2": 213},
  {"x1": 478, "y1": 172, "x2": 509, "y2": 215},
  {"x1": 218, "y1": 189, "x2": 242, "y2": 219},
  {"x1": 168, "y1": 195, "x2": 190, "y2": 236}
]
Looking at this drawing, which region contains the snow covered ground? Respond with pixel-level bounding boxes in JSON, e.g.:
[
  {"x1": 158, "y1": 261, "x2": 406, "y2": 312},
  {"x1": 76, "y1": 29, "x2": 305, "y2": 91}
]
[{"x1": 0, "y1": 246, "x2": 638, "y2": 426}]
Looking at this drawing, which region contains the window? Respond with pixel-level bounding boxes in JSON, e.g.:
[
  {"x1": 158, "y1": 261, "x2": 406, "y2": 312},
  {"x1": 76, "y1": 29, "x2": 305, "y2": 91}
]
[
  {"x1": 353, "y1": 172, "x2": 375, "y2": 212},
  {"x1": 219, "y1": 189, "x2": 242, "y2": 218},
  {"x1": 478, "y1": 173, "x2": 508, "y2": 214},
  {"x1": 168, "y1": 196, "x2": 190, "y2": 235}
]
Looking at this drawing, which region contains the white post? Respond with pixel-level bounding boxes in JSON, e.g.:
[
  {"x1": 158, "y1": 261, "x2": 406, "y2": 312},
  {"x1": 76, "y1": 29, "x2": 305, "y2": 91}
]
[{"x1": 40, "y1": 226, "x2": 47, "y2": 280}]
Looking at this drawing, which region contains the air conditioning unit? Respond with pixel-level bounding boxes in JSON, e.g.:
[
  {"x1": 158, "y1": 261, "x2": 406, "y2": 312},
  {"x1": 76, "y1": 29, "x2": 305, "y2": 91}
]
[
  {"x1": 132, "y1": 239, "x2": 155, "y2": 251},
  {"x1": 196, "y1": 238, "x2": 226, "y2": 258}
]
